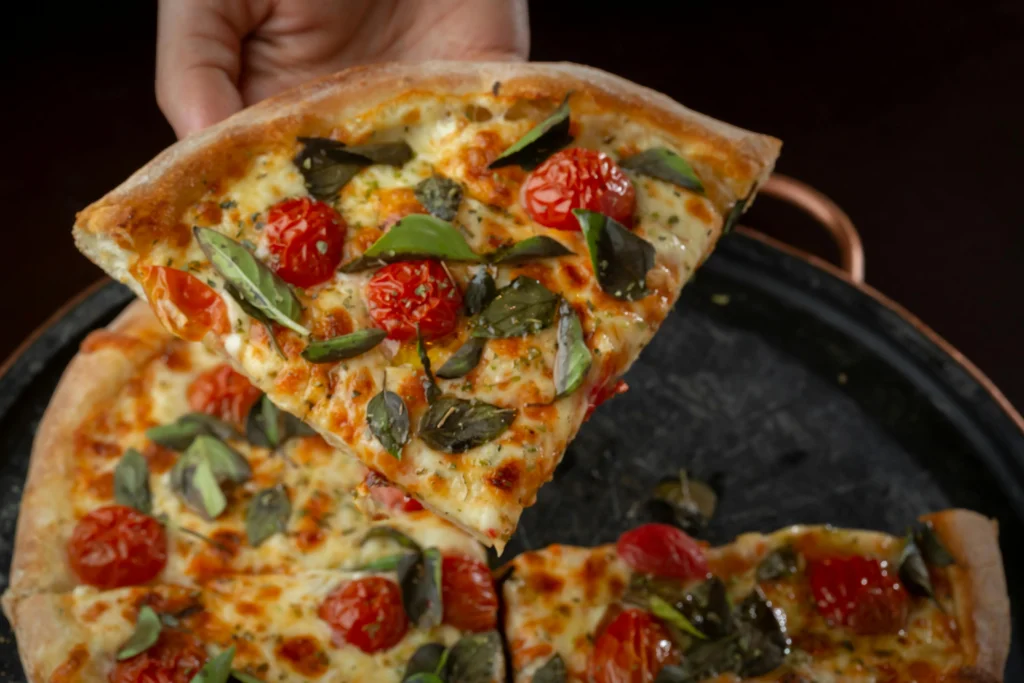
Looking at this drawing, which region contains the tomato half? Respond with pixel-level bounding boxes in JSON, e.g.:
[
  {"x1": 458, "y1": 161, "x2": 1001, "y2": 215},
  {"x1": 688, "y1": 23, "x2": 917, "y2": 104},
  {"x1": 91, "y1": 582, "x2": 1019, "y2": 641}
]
[
  {"x1": 186, "y1": 363, "x2": 262, "y2": 426},
  {"x1": 67, "y1": 505, "x2": 167, "y2": 589},
  {"x1": 109, "y1": 630, "x2": 207, "y2": 683},
  {"x1": 521, "y1": 148, "x2": 636, "y2": 231},
  {"x1": 586, "y1": 378, "x2": 629, "y2": 420},
  {"x1": 441, "y1": 555, "x2": 499, "y2": 632},
  {"x1": 617, "y1": 524, "x2": 708, "y2": 580},
  {"x1": 365, "y1": 470, "x2": 423, "y2": 512},
  {"x1": 319, "y1": 577, "x2": 408, "y2": 653},
  {"x1": 142, "y1": 266, "x2": 228, "y2": 342},
  {"x1": 265, "y1": 197, "x2": 346, "y2": 288},
  {"x1": 808, "y1": 555, "x2": 909, "y2": 635},
  {"x1": 587, "y1": 608, "x2": 678, "y2": 683},
  {"x1": 365, "y1": 260, "x2": 462, "y2": 341}
]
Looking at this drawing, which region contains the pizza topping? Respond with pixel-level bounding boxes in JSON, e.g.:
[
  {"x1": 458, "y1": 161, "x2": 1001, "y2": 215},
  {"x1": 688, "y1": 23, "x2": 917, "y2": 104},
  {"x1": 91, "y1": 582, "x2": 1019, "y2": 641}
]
[
  {"x1": 117, "y1": 605, "x2": 162, "y2": 660},
  {"x1": 619, "y1": 148, "x2": 705, "y2": 194},
  {"x1": 170, "y1": 434, "x2": 251, "y2": 520},
  {"x1": 574, "y1": 209, "x2": 655, "y2": 301},
  {"x1": 586, "y1": 378, "x2": 629, "y2": 419},
  {"x1": 415, "y1": 175, "x2": 464, "y2": 221},
  {"x1": 191, "y1": 644, "x2": 235, "y2": 683},
  {"x1": 110, "y1": 629, "x2": 207, "y2": 683},
  {"x1": 441, "y1": 555, "x2": 499, "y2": 632},
  {"x1": 361, "y1": 525, "x2": 423, "y2": 552},
  {"x1": 398, "y1": 547, "x2": 444, "y2": 628},
  {"x1": 301, "y1": 328, "x2": 387, "y2": 363},
  {"x1": 294, "y1": 137, "x2": 413, "y2": 200},
  {"x1": 486, "y1": 235, "x2": 575, "y2": 265},
  {"x1": 67, "y1": 505, "x2": 167, "y2": 588},
  {"x1": 113, "y1": 448, "x2": 152, "y2": 515},
  {"x1": 365, "y1": 260, "x2": 463, "y2": 341},
  {"x1": 532, "y1": 654, "x2": 568, "y2": 683},
  {"x1": 523, "y1": 148, "x2": 636, "y2": 231},
  {"x1": 142, "y1": 266, "x2": 229, "y2": 342},
  {"x1": 264, "y1": 197, "x2": 345, "y2": 288},
  {"x1": 463, "y1": 269, "x2": 498, "y2": 317},
  {"x1": 617, "y1": 524, "x2": 708, "y2": 580},
  {"x1": 319, "y1": 576, "x2": 409, "y2": 653},
  {"x1": 553, "y1": 299, "x2": 591, "y2": 398},
  {"x1": 490, "y1": 95, "x2": 573, "y2": 170},
  {"x1": 445, "y1": 631, "x2": 503, "y2": 683},
  {"x1": 648, "y1": 595, "x2": 706, "y2": 639},
  {"x1": 342, "y1": 214, "x2": 481, "y2": 273},
  {"x1": 721, "y1": 187, "x2": 756, "y2": 235},
  {"x1": 911, "y1": 522, "x2": 955, "y2": 567},
  {"x1": 648, "y1": 470, "x2": 718, "y2": 537},
  {"x1": 244, "y1": 394, "x2": 317, "y2": 450},
  {"x1": 367, "y1": 388, "x2": 410, "y2": 458},
  {"x1": 146, "y1": 411, "x2": 240, "y2": 451},
  {"x1": 807, "y1": 555, "x2": 909, "y2": 635},
  {"x1": 587, "y1": 608, "x2": 679, "y2": 683},
  {"x1": 471, "y1": 276, "x2": 558, "y2": 338},
  {"x1": 756, "y1": 545, "x2": 800, "y2": 581},
  {"x1": 436, "y1": 337, "x2": 487, "y2": 380},
  {"x1": 228, "y1": 670, "x2": 265, "y2": 683},
  {"x1": 194, "y1": 226, "x2": 309, "y2": 337},
  {"x1": 187, "y1": 364, "x2": 263, "y2": 426},
  {"x1": 364, "y1": 471, "x2": 422, "y2": 512},
  {"x1": 245, "y1": 484, "x2": 291, "y2": 546},
  {"x1": 418, "y1": 396, "x2": 517, "y2": 454},
  {"x1": 404, "y1": 642, "x2": 449, "y2": 680}
]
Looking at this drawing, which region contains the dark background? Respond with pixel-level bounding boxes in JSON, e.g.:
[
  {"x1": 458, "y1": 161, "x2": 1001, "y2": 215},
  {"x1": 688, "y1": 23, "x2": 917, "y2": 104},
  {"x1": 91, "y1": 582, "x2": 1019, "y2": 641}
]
[{"x1": 2, "y1": 0, "x2": 1022, "y2": 409}]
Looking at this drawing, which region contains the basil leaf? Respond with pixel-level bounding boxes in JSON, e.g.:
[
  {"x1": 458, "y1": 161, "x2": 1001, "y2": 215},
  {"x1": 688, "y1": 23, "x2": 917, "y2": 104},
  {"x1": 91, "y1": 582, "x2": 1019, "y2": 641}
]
[
  {"x1": 416, "y1": 330, "x2": 441, "y2": 404},
  {"x1": 650, "y1": 594, "x2": 706, "y2": 639},
  {"x1": 732, "y1": 588, "x2": 789, "y2": 677},
  {"x1": 189, "y1": 434, "x2": 252, "y2": 484},
  {"x1": 341, "y1": 215, "x2": 481, "y2": 271},
  {"x1": 114, "y1": 448, "x2": 152, "y2": 515},
  {"x1": 398, "y1": 548, "x2": 443, "y2": 628},
  {"x1": 487, "y1": 236, "x2": 574, "y2": 265},
  {"x1": 531, "y1": 654, "x2": 567, "y2": 683},
  {"x1": 436, "y1": 338, "x2": 487, "y2": 380},
  {"x1": 620, "y1": 147, "x2": 704, "y2": 194},
  {"x1": 183, "y1": 459, "x2": 227, "y2": 520},
  {"x1": 301, "y1": 328, "x2": 386, "y2": 363},
  {"x1": 245, "y1": 484, "x2": 290, "y2": 547},
  {"x1": 171, "y1": 435, "x2": 249, "y2": 519},
  {"x1": 913, "y1": 523, "x2": 955, "y2": 567},
  {"x1": 194, "y1": 227, "x2": 308, "y2": 336},
  {"x1": 898, "y1": 534, "x2": 935, "y2": 599},
  {"x1": 755, "y1": 546, "x2": 799, "y2": 582},
  {"x1": 447, "y1": 630, "x2": 503, "y2": 683},
  {"x1": 402, "y1": 675, "x2": 444, "y2": 683},
  {"x1": 361, "y1": 526, "x2": 423, "y2": 552},
  {"x1": 349, "y1": 554, "x2": 408, "y2": 572},
  {"x1": 229, "y1": 671, "x2": 266, "y2": 683},
  {"x1": 626, "y1": 575, "x2": 731, "y2": 641},
  {"x1": 418, "y1": 396, "x2": 516, "y2": 454},
  {"x1": 146, "y1": 412, "x2": 240, "y2": 451},
  {"x1": 472, "y1": 276, "x2": 558, "y2": 338},
  {"x1": 574, "y1": 209, "x2": 655, "y2": 301},
  {"x1": 367, "y1": 389, "x2": 410, "y2": 458},
  {"x1": 222, "y1": 283, "x2": 286, "y2": 359},
  {"x1": 489, "y1": 95, "x2": 573, "y2": 170},
  {"x1": 295, "y1": 138, "x2": 413, "y2": 200},
  {"x1": 722, "y1": 186, "x2": 756, "y2": 235},
  {"x1": 554, "y1": 299, "x2": 590, "y2": 397},
  {"x1": 117, "y1": 606, "x2": 161, "y2": 660},
  {"x1": 463, "y1": 269, "x2": 497, "y2": 317},
  {"x1": 403, "y1": 643, "x2": 447, "y2": 680},
  {"x1": 245, "y1": 395, "x2": 316, "y2": 449},
  {"x1": 191, "y1": 645, "x2": 235, "y2": 683},
  {"x1": 415, "y1": 176, "x2": 463, "y2": 221},
  {"x1": 650, "y1": 470, "x2": 718, "y2": 537}
]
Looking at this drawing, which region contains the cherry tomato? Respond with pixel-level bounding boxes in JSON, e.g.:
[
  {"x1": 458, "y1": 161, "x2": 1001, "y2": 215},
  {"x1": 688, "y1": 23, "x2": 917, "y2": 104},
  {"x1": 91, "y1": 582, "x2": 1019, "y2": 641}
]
[
  {"x1": 617, "y1": 524, "x2": 708, "y2": 580},
  {"x1": 142, "y1": 266, "x2": 228, "y2": 342},
  {"x1": 67, "y1": 505, "x2": 167, "y2": 589},
  {"x1": 522, "y1": 148, "x2": 636, "y2": 231},
  {"x1": 441, "y1": 555, "x2": 499, "y2": 632},
  {"x1": 365, "y1": 471, "x2": 423, "y2": 512},
  {"x1": 186, "y1": 363, "x2": 262, "y2": 425},
  {"x1": 587, "y1": 608, "x2": 678, "y2": 683},
  {"x1": 109, "y1": 630, "x2": 207, "y2": 683},
  {"x1": 586, "y1": 378, "x2": 629, "y2": 420},
  {"x1": 808, "y1": 555, "x2": 909, "y2": 635},
  {"x1": 265, "y1": 197, "x2": 346, "y2": 288},
  {"x1": 319, "y1": 577, "x2": 408, "y2": 653},
  {"x1": 365, "y1": 260, "x2": 462, "y2": 341}
]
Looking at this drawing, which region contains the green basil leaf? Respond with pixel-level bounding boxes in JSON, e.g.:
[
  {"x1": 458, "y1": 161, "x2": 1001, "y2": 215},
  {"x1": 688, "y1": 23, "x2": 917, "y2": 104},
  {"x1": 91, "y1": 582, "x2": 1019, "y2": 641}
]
[
  {"x1": 755, "y1": 546, "x2": 799, "y2": 582},
  {"x1": 913, "y1": 523, "x2": 955, "y2": 567},
  {"x1": 348, "y1": 553, "x2": 409, "y2": 572},
  {"x1": 416, "y1": 329, "x2": 441, "y2": 404},
  {"x1": 295, "y1": 138, "x2": 413, "y2": 200},
  {"x1": 436, "y1": 338, "x2": 487, "y2": 380},
  {"x1": 301, "y1": 328, "x2": 386, "y2": 363},
  {"x1": 446, "y1": 630, "x2": 503, "y2": 683},
  {"x1": 650, "y1": 594, "x2": 706, "y2": 639},
  {"x1": 574, "y1": 209, "x2": 655, "y2": 301},
  {"x1": 398, "y1": 548, "x2": 443, "y2": 628},
  {"x1": 189, "y1": 434, "x2": 252, "y2": 484},
  {"x1": 472, "y1": 276, "x2": 558, "y2": 338},
  {"x1": 653, "y1": 665, "x2": 691, "y2": 683},
  {"x1": 367, "y1": 389, "x2": 410, "y2": 458},
  {"x1": 732, "y1": 588, "x2": 789, "y2": 677},
  {"x1": 183, "y1": 459, "x2": 227, "y2": 520},
  {"x1": 402, "y1": 675, "x2": 444, "y2": 683},
  {"x1": 171, "y1": 435, "x2": 249, "y2": 519},
  {"x1": 531, "y1": 653, "x2": 568, "y2": 683},
  {"x1": 898, "y1": 534, "x2": 935, "y2": 599},
  {"x1": 146, "y1": 412, "x2": 240, "y2": 451},
  {"x1": 114, "y1": 448, "x2": 152, "y2": 515},
  {"x1": 361, "y1": 526, "x2": 423, "y2": 552},
  {"x1": 341, "y1": 215, "x2": 481, "y2": 272},
  {"x1": 553, "y1": 299, "x2": 591, "y2": 397},
  {"x1": 403, "y1": 643, "x2": 447, "y2": 680},
  {"x1": 224, "y1": 284, "x2": 286, "y2": 359},
  {"x1": 117, "y1": 606, "x2": 161, "y2": 660},
  {"x1": 245, "y1": 484, "x2": 290, "y2": 547},
  {"x1": 489, "y1": 95, "x2": 573, "y2": 169},
  {"x1": 194, "y1": 227, "x2": 308, "y2": 336},
  {"x1": 620, "y1": 147, "x2": 704, "y2": 194},
  {"x1": 415, "y1": 176, "x2": 463, "y2": 221},
  {"x1": 245, "y1": 396, "x2": 316, "y2": 449},
  {"x1": 464, "y1": 269, "x2": 497, "y2": 317},
  {"x1": 229, "y1": 670, "x2": 266, "y2": 683},
  {"x1": 650, "y1": 470, "x2": 718, "y2": 537},
  {"x1": 722, "y1": 186, "x2": 756, "y2": 235},
  {"x1": 418, "y1": 396, "x2": 516, "y2": 454},
  {"x1": 626, "y1": 576, "x2": 731, "y2": 641},
  {"x1": 190, "y1": 645, "x2": 235, "y2": 683},
  {"x1": 487, "y1": 236, "x2": 574, "y2": 265}
]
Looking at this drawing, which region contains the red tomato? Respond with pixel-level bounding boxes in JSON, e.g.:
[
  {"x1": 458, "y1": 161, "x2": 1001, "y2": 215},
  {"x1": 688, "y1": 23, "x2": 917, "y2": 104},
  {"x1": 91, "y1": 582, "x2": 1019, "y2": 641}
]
[
  {"x1": 109, "y1": 630, "x2": 207, "y2": 683},
  {"x1": 617, "y1": 524, "x2": 708, "y2": 580},
  {"x1": 587, "y1": 608, "x2": 678, "y2": 683},
  {"x1": 586, "y1": 378, "x2": 629, "y2": 420},
  {"x1": 365, "y1": 471, "x2": 423, "y2": 512},
  {"x1": 808, "y1": 555, "x2": 909, "y2": 635},
  {"x1": 521, "y1": 148, "x2": 636, "y2": 231},
  {"x1": 186, "y1": 363, "x2": 262, "y2": 425},
  {"x1": 142, "y1": 266, "x2": 228, "y2": 342},
  {"x1": 365, "y1": 260, "x2": 462, "y2": 341},
  {"x1": 67, "y1": 505, "x2": 167, "y2": 589},
  {"x1": 441, "y1": 555, "x2": 498, "y2": 632},
  {"x1": 319, "y1": 577, "x2": 408, "y2": 653},
  {"x1": 265, "y1": 197, "x2": 346, "y2": 287}
]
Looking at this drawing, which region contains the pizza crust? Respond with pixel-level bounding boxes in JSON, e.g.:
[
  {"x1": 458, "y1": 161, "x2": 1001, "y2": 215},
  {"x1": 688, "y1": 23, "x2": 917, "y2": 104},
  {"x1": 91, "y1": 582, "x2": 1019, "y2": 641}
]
[{"x1": 8, "y1": 590, "x2": 104, "y2": 682}]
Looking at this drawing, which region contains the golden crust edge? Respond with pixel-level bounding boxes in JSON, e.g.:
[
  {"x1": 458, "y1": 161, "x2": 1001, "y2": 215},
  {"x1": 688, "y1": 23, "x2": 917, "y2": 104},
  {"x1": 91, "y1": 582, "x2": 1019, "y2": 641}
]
[{"x1": 8, "y1": 592, "x2": 102, "y2": 683}]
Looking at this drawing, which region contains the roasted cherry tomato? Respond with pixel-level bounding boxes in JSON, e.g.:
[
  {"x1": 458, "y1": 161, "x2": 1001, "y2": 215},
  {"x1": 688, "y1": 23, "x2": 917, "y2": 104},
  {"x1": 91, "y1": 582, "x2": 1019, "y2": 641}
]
[
  {"x1": 365, "y1": 260, "x2": 462, "y2": 341},
  {"x1": 587, "y1": 608, "x2": 678, "y2": 683},
  {"x1": 522, "y1": 148, "x2": 636, "y2": 231},
  {"x1": 109, "y1": 630, "x2": 207, "y2": 683},
  {"x1": 142, "y1": 266, "x2": 228, "y2": 342},
  {"x1": 365, "y1": 470, "x2": 423, "y2": 512},
  {"x1": 441, "y1": 555, "x2": 499, "y2": 632},
  {"x1": 617, "y1": 524, "x2": 708, "y2": 580},
  {"x1": 265, "y1": 197, "x2": 346, "y2": 287},
  {"x1": 808, "y1": 555, "x2": 909, "y2": 635},
  {"x1": 319, "y1": 577, "x2": 408, "y2": 653},
  {"x1": 186, "y1": 363, "x2": 262, "y2": 425},
  {"x1": 67, "y1": 505, "x2": 167, "y2": 589},
  {"x1": 586, "y1": 378, "x2": 629, "y2": 420}
]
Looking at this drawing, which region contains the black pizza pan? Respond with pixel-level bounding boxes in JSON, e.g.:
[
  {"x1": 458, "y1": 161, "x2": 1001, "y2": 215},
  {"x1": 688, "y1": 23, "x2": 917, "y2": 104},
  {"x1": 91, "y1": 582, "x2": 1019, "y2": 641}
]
[{"x1": 0, "y1": 176, "x2": 1020, "y2": 680}]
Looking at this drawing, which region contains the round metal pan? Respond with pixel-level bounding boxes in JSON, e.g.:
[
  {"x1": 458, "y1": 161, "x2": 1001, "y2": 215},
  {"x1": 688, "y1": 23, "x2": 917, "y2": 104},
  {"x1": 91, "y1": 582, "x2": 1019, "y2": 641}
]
[{"x1": 0, "y1": 177, "x2": 1020, "y2": 680}]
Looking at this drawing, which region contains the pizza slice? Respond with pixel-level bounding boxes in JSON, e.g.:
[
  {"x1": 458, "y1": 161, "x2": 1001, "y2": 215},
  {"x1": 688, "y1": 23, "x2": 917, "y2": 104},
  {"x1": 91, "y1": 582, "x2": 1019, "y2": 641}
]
[
  {"x1": 72, "y1": 62, "x2": 781, "y2": 550},
  {"x1": 502, "y1": 511, "x2": 1009, "y2": 682}
]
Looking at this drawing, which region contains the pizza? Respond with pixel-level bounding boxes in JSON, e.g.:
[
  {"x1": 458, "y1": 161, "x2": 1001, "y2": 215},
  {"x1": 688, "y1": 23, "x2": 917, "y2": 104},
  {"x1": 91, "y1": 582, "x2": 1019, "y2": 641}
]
[
  {"x1": 502, "y1": 512, "x2": 1010, "y2": 682},
  {"x1": 71, "y1": 61, "x2": 781, "y2": 550}
]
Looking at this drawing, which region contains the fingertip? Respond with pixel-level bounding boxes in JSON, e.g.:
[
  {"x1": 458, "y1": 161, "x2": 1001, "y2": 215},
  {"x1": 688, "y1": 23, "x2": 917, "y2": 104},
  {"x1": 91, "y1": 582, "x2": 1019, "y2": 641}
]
[{"x1": 158, "y1": 66, "x2": 243, "y2": 138}]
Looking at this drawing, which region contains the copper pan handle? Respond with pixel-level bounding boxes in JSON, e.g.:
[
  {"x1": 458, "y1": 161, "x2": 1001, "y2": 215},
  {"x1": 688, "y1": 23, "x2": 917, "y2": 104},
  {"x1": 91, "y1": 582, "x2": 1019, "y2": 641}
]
[{"x1": 745, "y1": 174, "x2": 865, "y2": 283}]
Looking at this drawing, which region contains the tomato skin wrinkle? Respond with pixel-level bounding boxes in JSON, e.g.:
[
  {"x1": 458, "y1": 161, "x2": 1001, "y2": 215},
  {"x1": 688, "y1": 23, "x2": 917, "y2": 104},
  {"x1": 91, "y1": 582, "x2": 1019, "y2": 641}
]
[
  {"x1": 187, "y1": 363, "x2": 262, "y2": 425},
  {"x1": 808, "y1": 555, "x2": 909, "y2": 635},
  {"x1": 365, "y1": 260, "x2": 462, "y2": 341},
  {"x1": 109, "y1": 630, "x2": 207, "y2": 683},
  {"x1": 143, "y1": 266, "x2": 228, "y2": 342},
  {"x1": 319, "y1": 576, "x2": 408, "y2": 653},
  {"x1": 67, "y1": 505, "x2": 167, "y2": 589},
  {"x1": 616, "y1": 524, "x2": 708, "y2": 580},
  {"x1": 441, "y1": 554, "x2": 499, "y2": 632},
  {"x1": 588, "y1": 608, "x2": 678, "y2": 683},
  {"x1": 265, "y1": 197, "x2": 346, "y2": 288},
  {"x1": 522, "y1": 148, "x2": 635, "y2": 231}
]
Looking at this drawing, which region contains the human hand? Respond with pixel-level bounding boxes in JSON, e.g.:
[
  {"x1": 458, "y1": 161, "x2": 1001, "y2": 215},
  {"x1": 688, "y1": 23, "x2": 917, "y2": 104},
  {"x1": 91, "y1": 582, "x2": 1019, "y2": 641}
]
[{"x1": 156, "y1": 0, "x2": 530, "y2": 138}]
